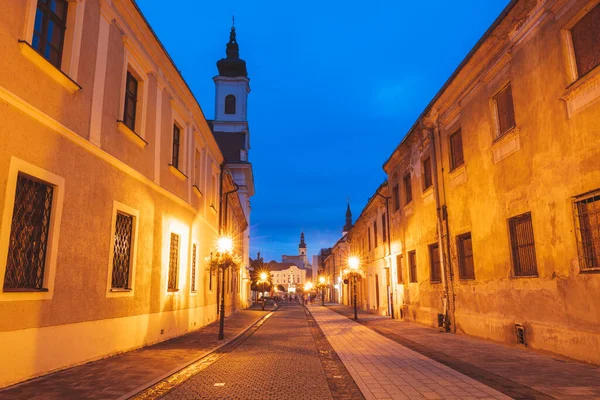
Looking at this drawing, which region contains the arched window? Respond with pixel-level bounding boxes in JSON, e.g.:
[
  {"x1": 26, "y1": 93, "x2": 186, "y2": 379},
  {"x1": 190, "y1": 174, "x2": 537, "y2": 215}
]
[{"x1": 225, "y1": 95, "x2": 236, "y2": 114}]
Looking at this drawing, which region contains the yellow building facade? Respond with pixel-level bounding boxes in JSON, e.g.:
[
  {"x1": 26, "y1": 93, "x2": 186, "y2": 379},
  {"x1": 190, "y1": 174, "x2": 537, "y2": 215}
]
[
  {"x1": 0, "y1": 0, "x2": 251, "y2": 388},
  {"x1": 338, "y1": 0, "x2": 600, "y2": 364}
]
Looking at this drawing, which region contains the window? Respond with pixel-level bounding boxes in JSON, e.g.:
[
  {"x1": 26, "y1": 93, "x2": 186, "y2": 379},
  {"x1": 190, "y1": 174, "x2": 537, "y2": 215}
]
[
  {"x1": 172, "y1": 125, "x2": 181, "y2": 169},
  {"x1": 111, "y1": 212, "x2": 133, "y2": 289},
  {"x1": 457, "y1": 233, "x2": 475, "y2": 280},
  {"x1": 423, "y1": 157, "x2": 433, "y2": 190},
  {"x1": 123, "y1": 72, "x2": 138, "y2": 131},
  {"x1": 493, "y1": 84, "x2": 516, "y2": 138},
  {"x1": 429, "y1": 243, "x2": 442, "y2": 283},
  {"x1": 403, "y1": 173, "x2": 412, "y2": 205},
  {"x1": 194, "y1": 149, "x2": 201, "y2": 188},
  {"x1": 508, "y1": 212, "x2": 538, "y2": 277},
  {"x1": 191, "y1": 244, "x2": 197, "y2": 292},
  {"x1": 396, "y1": 254, "x2": 403, "y2": 284},
  {"x1": 3, "y1": 174, "x2": 54, "y2": 291},
  {"x1": 168, "y1": 233, "x2": 180, "y2": 291},
  {"x1": 449, "y1": 129, "x2": 464, "y2": 170},
  {"x1": 225, "y1": 94, "x2": 236, "y2": 114},
  {"x1": 408, "y1": 251, "x2": 417, "y2": 283},
  {"x1": 373, "y1": 221, "x2": 378, "y2": 248},
  {"x1": 393, "y1": 184, "x2": 400, "y2": 211},
  {"x1": 32, "y1": 0, "x2": 68, "y2": 68},
  {"x1": 571, "y1": 3, "x2": 600, "y2": 78},
  {"x1": 382, "y1": 214, "x2": 387, "y2": 242},
  {"x1": 368, "y1": 227, "x2": 372, "y2": 251},
  {"x1": 574, "y1": 191, "x2": 600, "y2": 271}
]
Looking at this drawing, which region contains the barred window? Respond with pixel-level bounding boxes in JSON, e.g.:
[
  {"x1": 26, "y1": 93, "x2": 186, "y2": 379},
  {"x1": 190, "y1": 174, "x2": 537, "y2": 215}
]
[
  {"x1": 168, "y1": 233, "x2": 179, "y2": 291},
  {"x1": 123, "y1": 72, "x2": 138, "y2": 131},
  {"x1": 574, "y1": 191, "x2": 600, "y2": 271},
  {"x1": 404, "y1": 173, "x2": 412, "y2": 204},
  {"x1": 408, "y1": 251, "x2": 417, "y2": 283},
  {"x1": 457, "y1": 232, "x2": 475, "y2": 280},
  {"x1": 191, "y1": 244, "x2": 197, "y2": 292},
  {"x1": 32, "y1": 0, "x2": 69, "y2": 69},
  {"x1": 493, "y1": 84, "x2": 516, "y2": 138},
  {"x1": 172, "y1": 125, "x2": 181, "y2": 169},
  {"x1": 396, "y1": 254, "x2": 403, "y2": 284},
  {"x1": 508, "y1": 212, "x2": 538, "y2": 277},
  {"x1": 450, "y1": 129, "x2": 464, "y2": 170},
  {"x1": 423, "y1": 157, "x2": 433, "y2": 190},
  {"x1": 4, "y1": 174, "x2": 54, "y2": 291},
  {"x1": 429, "y1": 243, "x2": 442, "y2": 283},
  {"x1": 393, "y1": 184, "x2": 400, "y2": 211},
  {"x1": 225, "y1": 95, "x2": 236, "y2": 114},
  {"x1": 571, "y1": 3, "x2": 600, "y2": 78},
  {"x1": 111, "y1": 212, "x2": 133, "y2": 289}
]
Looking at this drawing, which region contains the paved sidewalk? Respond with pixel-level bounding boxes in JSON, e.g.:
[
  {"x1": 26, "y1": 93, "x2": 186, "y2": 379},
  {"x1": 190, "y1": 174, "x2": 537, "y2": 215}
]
[
  {"x1": 309, "y1": 305, "x2": 510, "y2": 400},
  {"x1": 0, "y1": 309, "x2": 269, "y2": 400},
  {"x1": 328, "y1": 304, "x2": 600, "y2": 400}
]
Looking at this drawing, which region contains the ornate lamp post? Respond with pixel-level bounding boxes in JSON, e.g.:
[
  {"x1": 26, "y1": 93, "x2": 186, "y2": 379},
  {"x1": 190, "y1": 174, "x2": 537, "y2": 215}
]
[
  {"x1": 347, "y1": 256, "x2": 362, "y2": 321},
  {"x1": 318, "y1": 275, "x2": 326, "y2": 306},
  {"x1": 259, "y1": 271, "x2": 268, "y2": 311}
]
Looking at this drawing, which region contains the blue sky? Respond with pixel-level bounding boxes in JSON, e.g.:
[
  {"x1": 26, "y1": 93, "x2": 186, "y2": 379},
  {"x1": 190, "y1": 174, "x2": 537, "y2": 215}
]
[{"x1": 136, "y1": 0, "x2": 510, "y2": 262}]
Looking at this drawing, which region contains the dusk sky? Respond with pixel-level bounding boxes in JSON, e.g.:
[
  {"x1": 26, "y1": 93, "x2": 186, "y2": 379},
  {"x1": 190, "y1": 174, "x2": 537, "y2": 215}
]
[{"x1": 136, "y1": 0, "x2": 510, "y2": 262}]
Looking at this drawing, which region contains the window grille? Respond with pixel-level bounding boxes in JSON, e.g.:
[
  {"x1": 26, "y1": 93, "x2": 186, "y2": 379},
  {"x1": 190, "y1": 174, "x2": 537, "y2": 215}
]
[
  {"x1": 508, "y1": 212, "x2": 538, "y2": 277},
  {"x1": 571, "y1": 3, "x2": 600, "y2": 78},
  {"x1": 4, "y1": 174, "x2": 54, "y2": 291},
  {"x1": 191, "y1": 244, "x2": 197, "y2": 292},
  {"x1": 404, "y1": 173, "x2": 412, "y2": 204},
  {"x1": 382, "y1": 214, "x2": 387, "y2": 242},
  {"x1": 111, "y1": 212, "x2": 133, "y2": 289},
  {"x1": 172, "y1": 125, "x2": 181, "y2": 169},
  {"x1": 225, "y1": 95, "x2": 236, "y2": 114},
  {"x1": 32, "y1": 0, "x2": 68, "y2": 68},
  {"x1": 393, "y1": 184, "x2": 400, "y2": 211},
  {"x1": 423, "y1": 157, "x2": 433, "y2": 190},
  {"x1": 124, "y1": 72, "x2": 138, "y2": 131},
  {"x1": 574, "y1": 191, "x2": 600, "y2": 271},
  {"x1": 429, "y1": 243, "x2": 442, "y2": 283},
  {"x1": 396, "y1": 254, "x2": 403, "y2": 284},
  {"x1": 408, "y1": 251, "x2": 417, "y2": 283},
  {"x1": 457, "y1": 232, "x2": 475, "y2": 280},
  {"x1": 450, "y1": 129, "x2": 464, "y2": 170},
  {"x1": 494, "y1": 84, "x2": 516, "y2": 137},
  {"x1": 168, "y1": 233, "x2": 179, "y2": 291}
]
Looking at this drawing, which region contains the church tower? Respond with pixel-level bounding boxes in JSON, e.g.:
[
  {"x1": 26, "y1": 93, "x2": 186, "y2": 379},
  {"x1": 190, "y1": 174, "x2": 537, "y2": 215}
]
[
  {"x1": 343, "y1": 203, "x2": 353, "y2": 236},
  {"x1": 299, "y1": 232, "x2": 307, "y2": 257}
]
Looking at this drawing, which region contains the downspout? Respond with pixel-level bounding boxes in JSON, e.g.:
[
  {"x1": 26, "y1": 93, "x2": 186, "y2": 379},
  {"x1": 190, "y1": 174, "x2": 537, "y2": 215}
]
[
  {"x1": 426, "y1": 125, "x2": 451, "y2": 332},
  {"x1": 375, "y1": 191, "x2": 393, "y2": 319}
]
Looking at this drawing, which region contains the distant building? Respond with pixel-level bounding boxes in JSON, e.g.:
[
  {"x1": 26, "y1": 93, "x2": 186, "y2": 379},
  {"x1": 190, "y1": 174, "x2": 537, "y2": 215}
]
[{"x1": 268, "y1": 262, "x2": 307, "y2": 293}]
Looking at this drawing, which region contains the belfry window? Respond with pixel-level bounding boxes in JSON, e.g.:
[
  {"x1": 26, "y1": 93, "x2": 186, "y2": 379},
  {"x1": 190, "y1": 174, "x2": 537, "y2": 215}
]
[{"x1": 225, "y1": 95, "x2": 236, "y2": 114}]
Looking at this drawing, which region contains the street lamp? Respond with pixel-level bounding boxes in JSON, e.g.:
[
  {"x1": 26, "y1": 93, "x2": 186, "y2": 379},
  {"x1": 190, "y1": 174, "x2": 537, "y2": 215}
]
[
  {"x1": 260, "y1": 271, "x2": 268, "y2": 311},
  {"x1": 217, "y1": 236, "x2": 233, "y2": 340},
  {"x1": 318, "y1": 275, "x2": 326, "y2": 306},
  {"x1": 348, "y1": 256, "x2": 361, "y2": 321}
]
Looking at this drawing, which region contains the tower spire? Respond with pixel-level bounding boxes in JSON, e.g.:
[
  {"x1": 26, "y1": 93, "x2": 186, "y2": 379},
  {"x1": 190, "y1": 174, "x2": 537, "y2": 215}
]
[
  {"x1": 216, "y1": 18, "x2": 247, "y2": 77},
  {"x1": 343, "y1": 201, "x2": 353, "y2": 234}
]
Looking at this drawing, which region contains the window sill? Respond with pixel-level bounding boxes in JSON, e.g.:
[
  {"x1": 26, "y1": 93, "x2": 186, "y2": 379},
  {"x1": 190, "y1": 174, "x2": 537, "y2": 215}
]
[
  {"x1": 18, "y1": 40, "x2": 81, "y2": 93},
  {"x1": 579, "y1": 268, "x2": 600, "y2": 274},
  {"x1": 167, "y1": 289, "x2": 179, "y2": 293},
  {"x1": 402, "y1": 202, "x2": 414, "y2": 217},
  {"x1": 110, "y1": 288, "x2": 132, "y2": 292},
  {"x1": 511, "y1": 274, "x2": 539, "y2": 279},
  {"x1": 193, "y1": 185, "x2": 204, "y2": 197},
  {"x1": 562, "y1": 65, "x2": 600, "y2": 118},
  {"x1": 448, "y1": 164, "x2": 468, "y2": 188},
  {"x1": 168, "y1": 165, "x2": 188, "y2": 180},
  {"x1": 117, "y1": 121, "x2": 147, "y2": 148},
  {"x1": 3, "y1": 287, "x2": 49, "y2": 292},
  {"x1": 491, "y1": 127, "x2": 520, "y2": 164}
]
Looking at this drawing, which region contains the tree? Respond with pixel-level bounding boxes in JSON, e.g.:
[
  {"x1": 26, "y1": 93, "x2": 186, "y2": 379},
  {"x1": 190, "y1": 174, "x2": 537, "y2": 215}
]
[{"x1": 249, "y1": 252, "x2": 273, "y2": 292}]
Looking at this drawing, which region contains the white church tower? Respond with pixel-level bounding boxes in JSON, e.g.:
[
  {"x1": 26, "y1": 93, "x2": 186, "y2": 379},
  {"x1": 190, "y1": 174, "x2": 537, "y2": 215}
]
[{"x1": 210, "y1": 20, "x2": 255, "y2": 305}]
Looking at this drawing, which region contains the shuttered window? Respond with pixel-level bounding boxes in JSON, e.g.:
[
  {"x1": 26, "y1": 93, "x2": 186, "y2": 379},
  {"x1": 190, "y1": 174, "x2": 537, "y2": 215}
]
[
  {"x1": 404, "y1": 173, "x2": 412, "y2": 204},
  {"x1": 450, "y1": 129, "x2": 464, "y2": 170},
  {"x1": 396, "y1": 254, "x2": 403, "y2": 284},
  {"x1": 408, "y1": 251, "x2": 417, "y2": 283},
  {"x1": 382, "y1": 214, "x2": 387, "y2": 242},
  {"x1": 373, "y1": 221, "x2": 378, "y2": 248},
  {"x1": 429, "y1": 243, "x2": 442, "y2": 283},
  {"x1": 508, "y1": 213, "x2": 538, "y2": 277},
  {"x1": 393, "y1": 184, "x2": 400, "y2": 211},
  {"x1": 571, "y1": 3, "x2": 600, "y2": 78},
  {"x1": 493, "y1": 84, "x2": 516, "y2": 138},
  {"x1": 457, "y1": 233, "x2": 475, "y2": 280},
  {"x1": 423, "y1": 157, "x2": 433, "y2": 190}
]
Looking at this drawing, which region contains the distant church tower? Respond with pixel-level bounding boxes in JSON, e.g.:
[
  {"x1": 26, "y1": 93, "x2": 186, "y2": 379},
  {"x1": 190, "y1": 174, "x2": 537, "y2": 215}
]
[
  {"x1": 211, "y1": 19, "x2": 254, "y2": 276},
  {"x1": 299, "y1": 232, "x2": 308, "y2": 267},
  {"x1": 342, "y1": 203, "x2": 353, "y2": 236}
]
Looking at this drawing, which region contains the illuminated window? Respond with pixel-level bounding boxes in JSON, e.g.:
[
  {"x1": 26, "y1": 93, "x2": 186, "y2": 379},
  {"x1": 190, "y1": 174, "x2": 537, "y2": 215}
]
[
  {"x1": 191, "y1": 244, "x2": 197, "y2": 292},
  {"x1": 111, "y1": 212, "x2": 133, "y2": 289},
  {"x1": 168, "y1": 233, "x2": 180, "y2": 291}
]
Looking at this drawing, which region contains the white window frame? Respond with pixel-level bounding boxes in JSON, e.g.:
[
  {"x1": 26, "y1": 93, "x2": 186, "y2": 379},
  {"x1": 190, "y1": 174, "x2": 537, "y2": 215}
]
[
  {"x1": 561, "y1": 0, "x2": 600, "y2": 83},
  {"x1": 106, "y1": 201, "x2": 140, "y2": 298},
  {"x1": 0, "y1": 157, "x2": 65, "y2": 301},
  {"x1": 490, "y1": 82, "x2": 516, "y2": 140},
  {"x1": 169, "y1": 109, "x2": 188, "y2": 175},
  {"x1": 118, "y1": 50, "x2": 149, "y2": 138},
  {"x1": 22, "y1": 0, "x2": 86, "y2": 80},
  {"x1": 164, "y1": 224, "x2": 189, "y2": 295}
]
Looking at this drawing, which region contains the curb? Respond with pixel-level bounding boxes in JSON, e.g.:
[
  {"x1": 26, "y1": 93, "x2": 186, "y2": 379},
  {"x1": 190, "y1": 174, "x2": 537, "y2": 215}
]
[{"x1": 118, "y1": 307, "x2": 279, "y2": 400}]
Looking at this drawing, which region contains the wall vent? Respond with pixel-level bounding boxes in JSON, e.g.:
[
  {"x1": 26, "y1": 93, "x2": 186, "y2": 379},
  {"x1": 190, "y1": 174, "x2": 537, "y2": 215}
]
[{"x1": 515, "y1": 324, "x2": 526, "y2": 345}]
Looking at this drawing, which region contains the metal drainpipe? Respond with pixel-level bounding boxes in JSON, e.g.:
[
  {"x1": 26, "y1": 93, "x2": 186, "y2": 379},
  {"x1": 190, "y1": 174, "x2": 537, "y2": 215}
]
[
  {"x1": 426, "y1": 125, "x2": 450, "y2": 331},
  {"x1": 375, "y1": 191, "x2": 394, "y2": 319}
]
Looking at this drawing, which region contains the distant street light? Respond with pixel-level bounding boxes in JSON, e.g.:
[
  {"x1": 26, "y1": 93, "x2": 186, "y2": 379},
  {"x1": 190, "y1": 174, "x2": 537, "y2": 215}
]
[
  {"x1": 260, "y1": 272, "x2": 268, "y2": 311},
  {"x1": 212, "y1": 236, "x2": 233, "y2": 340},
  {"x1": 318, "y1": 275, "x2": 326, "y2": 306},
  {"x1": 347, "y1": 256, "x2": 362, "y2": 321}
]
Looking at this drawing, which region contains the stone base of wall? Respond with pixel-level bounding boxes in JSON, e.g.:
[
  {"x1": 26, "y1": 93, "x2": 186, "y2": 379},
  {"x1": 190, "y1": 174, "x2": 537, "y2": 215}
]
[{"x1": 0, "y1": 304, "x2": 221, "y2": 388}]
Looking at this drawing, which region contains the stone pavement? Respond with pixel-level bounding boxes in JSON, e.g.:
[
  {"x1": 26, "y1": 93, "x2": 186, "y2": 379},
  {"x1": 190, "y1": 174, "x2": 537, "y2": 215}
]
[
  {"x1": 0, "y1": 308, "x2": 270, "y2": 400},
  {"x1": 309, "y1": 304, "x2": 511, "y2": 400},
  {"x1": 327, "y1": 304, "x2": 600, "y2": 400},
  {"x1": 161, "y1": 302, "x2": 351, "y2": 400}
]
